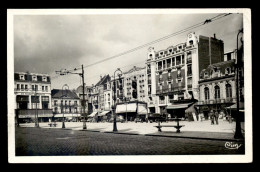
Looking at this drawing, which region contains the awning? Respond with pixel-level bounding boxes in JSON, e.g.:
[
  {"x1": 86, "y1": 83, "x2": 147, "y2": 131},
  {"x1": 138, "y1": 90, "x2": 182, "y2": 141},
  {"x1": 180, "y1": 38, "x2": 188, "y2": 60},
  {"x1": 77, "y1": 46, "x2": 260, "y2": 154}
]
[
  {"x1": 116, "y1": 103, "x2": 137, "y2": 113},
  {"x1": 98, "y1": 111, "x2": 110, "y2": 116},
  {"x1": 166, "y1": 103, "x2": 192, "y2": 110},
  {"x1": 185, "y1": 103, "x2": 197, "y2": 113},
  {"x1": 54, "y1": 114, "x2": 80, "y2": 117},
  {"x1": 137, "y1": 104, "x2": 147, "y2": 114},
  {"x1": 225, "y1": 102, "x2": 244, "y2": 110},
  {"x1": 88, "y1": 112, "x2": 97, "y2": 117}
]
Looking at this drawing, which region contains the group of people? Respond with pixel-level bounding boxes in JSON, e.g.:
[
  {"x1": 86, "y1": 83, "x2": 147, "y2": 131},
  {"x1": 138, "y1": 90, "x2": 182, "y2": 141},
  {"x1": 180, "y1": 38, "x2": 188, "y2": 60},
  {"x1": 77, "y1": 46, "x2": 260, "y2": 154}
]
[{"x1": 209, "y1": 110, "x2": 219, "y2": 125}]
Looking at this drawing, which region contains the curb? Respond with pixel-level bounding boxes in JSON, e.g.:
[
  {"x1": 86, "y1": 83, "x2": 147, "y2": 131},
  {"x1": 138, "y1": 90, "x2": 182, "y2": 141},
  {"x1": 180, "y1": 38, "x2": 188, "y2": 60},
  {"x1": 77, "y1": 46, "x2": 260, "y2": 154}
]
[{"x1": 78, "y1": 128, "x2": 244, "y2": 142}]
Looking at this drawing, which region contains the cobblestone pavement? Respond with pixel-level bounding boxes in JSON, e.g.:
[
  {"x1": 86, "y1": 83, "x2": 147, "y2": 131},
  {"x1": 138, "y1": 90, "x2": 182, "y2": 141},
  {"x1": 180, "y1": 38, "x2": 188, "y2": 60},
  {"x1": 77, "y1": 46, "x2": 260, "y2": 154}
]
[{"x1": 15, "y1": 127, "x2": 245, "y2": 156}]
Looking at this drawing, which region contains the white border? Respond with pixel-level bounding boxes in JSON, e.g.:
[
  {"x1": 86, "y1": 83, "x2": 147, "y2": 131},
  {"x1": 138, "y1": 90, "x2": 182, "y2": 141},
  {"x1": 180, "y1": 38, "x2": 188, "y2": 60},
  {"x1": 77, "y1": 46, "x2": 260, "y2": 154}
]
[{"x1": 7, "y1": 8, "x2": 252, "y2": 163}]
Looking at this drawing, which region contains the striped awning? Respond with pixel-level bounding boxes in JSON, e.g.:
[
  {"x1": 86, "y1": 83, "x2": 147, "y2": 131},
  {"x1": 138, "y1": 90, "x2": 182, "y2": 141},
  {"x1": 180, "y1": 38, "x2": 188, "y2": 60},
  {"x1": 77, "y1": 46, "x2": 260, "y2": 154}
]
[{"x1": 166, "y1": 103, "x2": 192, "y2": 110}]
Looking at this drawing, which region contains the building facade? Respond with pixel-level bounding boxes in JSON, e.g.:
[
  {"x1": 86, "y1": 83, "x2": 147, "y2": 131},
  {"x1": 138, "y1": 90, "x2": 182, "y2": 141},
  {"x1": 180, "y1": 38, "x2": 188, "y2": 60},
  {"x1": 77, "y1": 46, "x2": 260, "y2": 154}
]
[
  {"x1": 51, "y1": 89, "x2": 81, "y2": 121},
  {"x1": 146, "y1": 32, "x2": 224, "y2": 118},
  {"x1": 196, "y1": 59, "x2": 237, "y2": 119},
  {"x1": 14, "y1": 72, "x2": 52, "y2": 123}
]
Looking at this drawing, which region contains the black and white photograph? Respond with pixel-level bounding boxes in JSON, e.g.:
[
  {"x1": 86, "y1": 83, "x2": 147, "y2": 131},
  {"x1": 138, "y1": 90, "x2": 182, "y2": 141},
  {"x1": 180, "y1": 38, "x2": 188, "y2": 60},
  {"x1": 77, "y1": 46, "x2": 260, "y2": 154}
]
[{"x1": 7, "y1": 9, "x2": 252, "y2": 163}]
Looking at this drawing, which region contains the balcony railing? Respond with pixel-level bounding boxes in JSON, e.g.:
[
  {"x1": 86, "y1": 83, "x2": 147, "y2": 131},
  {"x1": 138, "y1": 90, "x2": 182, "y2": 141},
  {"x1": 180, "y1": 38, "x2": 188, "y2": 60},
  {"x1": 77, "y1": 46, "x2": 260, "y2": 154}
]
[
  {"x1": 198, "y1": 98, "x2": 237, "y2": 105},
  {"x1": 159, "y1": 99, "x2": 165, "y2": 104}
]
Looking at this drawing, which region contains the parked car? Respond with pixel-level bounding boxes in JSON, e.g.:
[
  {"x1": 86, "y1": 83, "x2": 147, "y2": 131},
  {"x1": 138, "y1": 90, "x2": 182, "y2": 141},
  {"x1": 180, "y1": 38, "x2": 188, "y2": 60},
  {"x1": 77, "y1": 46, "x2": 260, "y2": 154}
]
[{"x1": 148, "y1": 113, "x2": 167, "y2": 123}]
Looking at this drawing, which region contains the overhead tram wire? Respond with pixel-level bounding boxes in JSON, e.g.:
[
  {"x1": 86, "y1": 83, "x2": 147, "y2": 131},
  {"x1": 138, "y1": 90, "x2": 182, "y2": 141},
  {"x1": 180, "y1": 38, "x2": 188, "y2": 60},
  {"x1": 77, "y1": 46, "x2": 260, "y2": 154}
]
[{"x1": 53, "y1": 13, "x2": 232, "y2": 81}]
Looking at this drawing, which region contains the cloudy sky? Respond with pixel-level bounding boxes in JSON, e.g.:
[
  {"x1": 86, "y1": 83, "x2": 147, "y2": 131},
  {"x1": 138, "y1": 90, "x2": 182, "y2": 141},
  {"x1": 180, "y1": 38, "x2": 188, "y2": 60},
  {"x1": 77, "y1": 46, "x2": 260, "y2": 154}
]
[{"x1": 12, "y1": 9, "x2": 243, "y2": 89}]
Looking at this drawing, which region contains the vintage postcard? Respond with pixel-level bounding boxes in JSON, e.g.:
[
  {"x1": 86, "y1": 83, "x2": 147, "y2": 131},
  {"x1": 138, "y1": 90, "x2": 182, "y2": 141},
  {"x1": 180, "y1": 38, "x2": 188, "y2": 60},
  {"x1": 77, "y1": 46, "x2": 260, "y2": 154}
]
[{"x1": 7, "y1": 8, "x2": 252, "y2": 163}]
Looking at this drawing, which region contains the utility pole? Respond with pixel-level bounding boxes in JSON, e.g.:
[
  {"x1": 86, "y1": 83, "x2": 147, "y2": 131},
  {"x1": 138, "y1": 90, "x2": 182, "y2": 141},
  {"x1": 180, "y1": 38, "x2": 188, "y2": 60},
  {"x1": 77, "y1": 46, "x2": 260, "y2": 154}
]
[
  {"x1": 82, "y1": 64, "x2": 87, "y2": 130},
  {"x1": 56, "y1": 64, "x2": 87, "y2": 130}
]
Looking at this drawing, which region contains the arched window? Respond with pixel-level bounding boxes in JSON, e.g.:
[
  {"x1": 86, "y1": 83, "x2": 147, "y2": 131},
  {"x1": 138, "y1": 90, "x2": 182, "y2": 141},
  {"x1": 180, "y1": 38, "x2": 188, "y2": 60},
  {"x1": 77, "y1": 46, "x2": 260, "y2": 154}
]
[
  {"x1": 226, "y1": 84, "x2": 232, "y2": 98},
  {"x1": 204, "y1": 87, "x2": 210, "y2": 100},
  {"x1": 214, "y1": 85, "x2": 220, "y2": 99}
]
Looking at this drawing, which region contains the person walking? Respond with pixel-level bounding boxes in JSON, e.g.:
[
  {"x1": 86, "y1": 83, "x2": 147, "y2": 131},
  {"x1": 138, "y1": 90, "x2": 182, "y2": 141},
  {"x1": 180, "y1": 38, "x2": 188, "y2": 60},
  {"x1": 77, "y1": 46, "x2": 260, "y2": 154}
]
[
  {"x1": 214, "y1": 110, "x2": 219, "y2": 125},
  {"x1": 209, "y1": 110, "x2": 214, "y2": 125}
]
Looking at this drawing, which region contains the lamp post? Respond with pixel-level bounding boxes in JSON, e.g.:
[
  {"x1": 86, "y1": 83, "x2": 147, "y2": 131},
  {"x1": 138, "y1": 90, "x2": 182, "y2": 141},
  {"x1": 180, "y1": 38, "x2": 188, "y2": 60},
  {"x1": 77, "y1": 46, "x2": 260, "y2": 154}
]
[
  {"x1": 33, "y1": 88, "x2": 39, "y2": 127},
  {"x1": 234, "y1": 28, "x2": 244, "y2": 139},
  {"x1": 124, "y1": 97, "x2": 128, "y2": 123},
  {"x1": 62, "y1": 84, "x2": 69, "y2": 129},
  {"x1": 113, "y1": 68, "x2": 122, "y2": 132}
]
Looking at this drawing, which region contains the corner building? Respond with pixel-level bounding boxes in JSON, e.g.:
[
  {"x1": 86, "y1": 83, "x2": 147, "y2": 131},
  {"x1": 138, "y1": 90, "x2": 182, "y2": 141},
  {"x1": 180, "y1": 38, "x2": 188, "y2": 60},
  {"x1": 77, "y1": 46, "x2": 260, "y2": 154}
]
[
  {"x1": 146, "y1": 32, "x2": 224, "y2": 118},
  {"x1": 14, "y1": 72, "x2": 52, "y2": 123}
]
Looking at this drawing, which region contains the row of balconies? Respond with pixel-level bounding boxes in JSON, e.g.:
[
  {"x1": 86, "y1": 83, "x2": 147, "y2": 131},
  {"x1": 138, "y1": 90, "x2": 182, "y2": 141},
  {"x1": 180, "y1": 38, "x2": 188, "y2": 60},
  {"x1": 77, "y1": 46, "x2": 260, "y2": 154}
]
[
  {"x1": 53, "y1": 103, "x2": 79, "y2": 107},
  {"x1": 156, "y1": 86, "x2": 185, "y2": 94},
  {"x1": 197, "y1": 98, "x2": 236, "y2": 105},
  {"x1": 14, "y1": 88, "x2": 50, "y2": 92},
  {"x1": 157, "y1": 64, "x2": 185, "y2": 72}
]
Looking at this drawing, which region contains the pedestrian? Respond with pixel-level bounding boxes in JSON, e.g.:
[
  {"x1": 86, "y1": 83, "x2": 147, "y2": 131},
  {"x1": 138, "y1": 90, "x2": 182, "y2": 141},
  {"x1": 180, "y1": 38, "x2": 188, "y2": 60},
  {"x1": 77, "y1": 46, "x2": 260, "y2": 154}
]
[
  {"x1": 209, "y1": 110, "x2": 214, "y2": 125},
  {"x1": 214, "y1": 110, "x2": 219, "y2": 125}
]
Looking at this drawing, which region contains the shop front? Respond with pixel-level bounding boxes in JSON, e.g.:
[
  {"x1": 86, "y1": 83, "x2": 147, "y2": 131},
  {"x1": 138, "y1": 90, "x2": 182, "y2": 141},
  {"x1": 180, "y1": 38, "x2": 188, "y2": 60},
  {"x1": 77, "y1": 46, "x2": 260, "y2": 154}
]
[{"x1": 166, "y1": 102, "x2": 193, "y2": 118}]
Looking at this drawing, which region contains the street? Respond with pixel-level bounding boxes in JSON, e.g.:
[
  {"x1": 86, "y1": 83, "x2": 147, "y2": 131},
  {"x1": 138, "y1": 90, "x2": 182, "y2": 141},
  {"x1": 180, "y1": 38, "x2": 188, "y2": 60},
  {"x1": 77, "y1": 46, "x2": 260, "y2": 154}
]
[{"x1": 15, "y1": 127, "x2": 244, "y2": 156}]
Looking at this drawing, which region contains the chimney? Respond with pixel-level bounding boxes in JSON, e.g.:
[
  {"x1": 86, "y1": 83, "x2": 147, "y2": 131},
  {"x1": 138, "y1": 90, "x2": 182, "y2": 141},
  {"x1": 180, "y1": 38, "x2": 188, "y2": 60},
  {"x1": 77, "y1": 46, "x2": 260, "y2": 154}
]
[
  {"x1": 214, "y1": 33, "x2": 216, "y2": 39},
  {"x1": 100, "y1": 75, "x2": 102, "y2": 80}
]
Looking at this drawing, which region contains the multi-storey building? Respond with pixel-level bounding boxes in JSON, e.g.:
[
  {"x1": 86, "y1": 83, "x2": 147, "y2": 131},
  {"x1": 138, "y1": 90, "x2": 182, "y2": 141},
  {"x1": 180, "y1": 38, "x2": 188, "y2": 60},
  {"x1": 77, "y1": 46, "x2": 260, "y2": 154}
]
[
  {"x1": 88, "y1": 75, "x2": 111, "y2": 120},
  {"x1": 75, "y1": 85, "x2": 92, "y2": 115},
  {"x1": 124, "y1": 66, "x2": 147, "y2": 102},
  {"x1": 114, "y1": 66, "x2": 148, "y2": 121},
  {"x1": 51, "y1": 89, "x2": 81, "y2": 121},
  {"x1": 146, "y1": 32, "x2": 224, "y2": 118},
  {"x1": 14, "y1": 72, "x2": 52, "y2": 124}
]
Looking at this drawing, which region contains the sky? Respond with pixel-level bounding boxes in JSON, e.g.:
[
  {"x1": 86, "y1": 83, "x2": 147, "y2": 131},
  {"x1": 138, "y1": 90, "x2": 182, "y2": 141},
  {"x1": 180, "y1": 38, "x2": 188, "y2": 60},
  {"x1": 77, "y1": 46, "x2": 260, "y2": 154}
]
[{"x1": 13, "y1": 10, "x2": 243, "y2": 90}]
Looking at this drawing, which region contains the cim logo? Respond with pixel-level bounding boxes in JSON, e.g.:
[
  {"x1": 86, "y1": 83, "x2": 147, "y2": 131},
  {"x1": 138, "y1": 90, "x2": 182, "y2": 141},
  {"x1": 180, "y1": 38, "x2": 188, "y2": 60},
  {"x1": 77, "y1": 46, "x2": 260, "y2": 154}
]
[{"x1": 225, "y1": 142, "x2": 242, "y2": 150}]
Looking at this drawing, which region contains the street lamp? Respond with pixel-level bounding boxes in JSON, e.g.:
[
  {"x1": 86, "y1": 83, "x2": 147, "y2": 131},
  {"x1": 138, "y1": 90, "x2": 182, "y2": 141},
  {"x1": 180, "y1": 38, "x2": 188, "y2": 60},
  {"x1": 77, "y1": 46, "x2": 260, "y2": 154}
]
[
  {"x1": 234, "y1": 28, "x2": 244, "y2": 139},
  {"x1": 113, "y1": 68, "x2": 122, "y2": 132},
  {"x1": 33, "y1": 88, "x2": 39, "y2": 127},
  {"x1": 124, "y1": 97, "x2": 128, "y2": 123},
  {"x1": 62, "y1": 84, "x2": 69, "y2": 129}
]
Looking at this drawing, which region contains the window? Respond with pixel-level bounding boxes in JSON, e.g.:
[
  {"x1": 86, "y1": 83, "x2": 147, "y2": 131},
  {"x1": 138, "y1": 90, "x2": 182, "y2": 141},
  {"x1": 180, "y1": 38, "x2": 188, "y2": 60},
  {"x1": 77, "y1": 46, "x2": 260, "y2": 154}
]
[
  {"x1": 42, "y1": 86, "x2": 44, "y2": 91},
  {"x1": 187, "y1": 65, "x2": 192, "y2": 75},
  {"x1": 227, "y1": 53, "x2": 231, "y2": 61},
  {"x1": 189, "y1": 40, "x2": 193, "y2": 45},
  {"x1": 42, "y1": 77, "x2": 47, "y2": 82},
  {"x1": 226, "y1": 84, "x2": 232, "y2": 98},
  {"x1": 181, "y1": 55, "x2": 184, "y2": 64},
  {"x1": 172, "y1": 57, "x2": 175, "y2": 66},
  {"x1": 32, "y1": 76, "x2": 37, "y2": 81},
  {"x1": 45, "y1": 86, "x2": 48, "y2": 91},
  {"x1": 21, "y1": 84, "x2": 24, "y2": 89},
  {"x1": 19, "y1": 75, "x2": 24, "y2": 80},
  {"x1": 204, "y1": 72, "x2": 208, "y2": 78},
  {"x1": 176, "y1": 56, "x2": 181, "y2": 65},
  {"x1": 25, "y1": 85, "x2": 28, "y2": 90},
  {"x1": 214, "y1": 85, "x2": 220, "y2": 99},
  {"x1": 17, "y1": 84, "x2": 20, "y2": 89},
  {"x1": 54, "y1": 100, "x2": 57, "y2": 106},
  {"x1": 32, "y1": 85, "x2": 35, "y2": 90},
  {"x1": 204, "y1": 87, "x2": 210, "y2": 100},
  {"x1": 35, "y1": 85, "x2": 38, "y2": 91}
]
